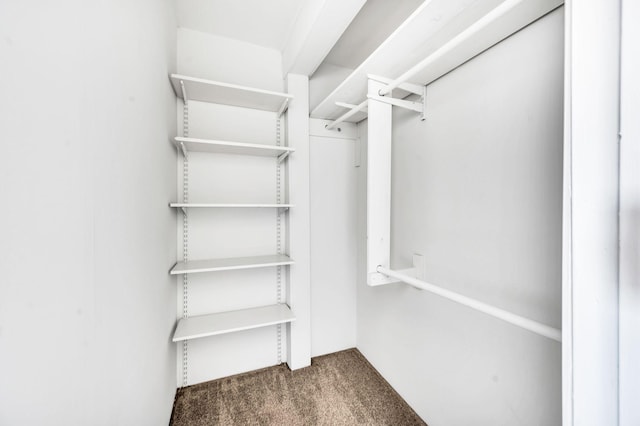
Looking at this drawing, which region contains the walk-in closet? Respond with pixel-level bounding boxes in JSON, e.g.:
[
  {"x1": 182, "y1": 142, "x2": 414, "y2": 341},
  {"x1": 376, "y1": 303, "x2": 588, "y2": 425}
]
[{"x1": 1, "y1": 0, "x2": 637, "y2": 425}]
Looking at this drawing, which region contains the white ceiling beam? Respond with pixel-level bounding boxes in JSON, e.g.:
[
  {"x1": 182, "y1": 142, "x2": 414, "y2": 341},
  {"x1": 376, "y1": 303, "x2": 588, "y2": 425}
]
[
  {"x1": 282, "y1": 0, "x2": 366, "y2": 77},
  {"x1": 312, "y1": 0, "x2": 563, "y2": 120}
]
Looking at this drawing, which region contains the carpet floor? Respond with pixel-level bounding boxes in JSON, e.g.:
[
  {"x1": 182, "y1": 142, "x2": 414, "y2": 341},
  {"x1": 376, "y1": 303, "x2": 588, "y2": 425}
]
[{"x1": 170, "y1": 348, "x2": 427, "y2": 425}]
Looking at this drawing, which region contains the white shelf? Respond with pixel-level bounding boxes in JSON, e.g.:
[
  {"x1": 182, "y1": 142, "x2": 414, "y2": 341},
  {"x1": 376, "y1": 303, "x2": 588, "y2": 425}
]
[
  {"x1": 174, "y1": 136, "x2": 294, "y2": 157},
  {"x1": 170, "y1": 254, "x2": 294, "y2": 275},
  {"x1": 311, "y1": 0, "x2": 562, "y2": 121},
  {"x1": 170, "y1": 74, "x2": 293, "y2": 113},
  {"x1": 170, "y1": 203, "x2": 293, "y2": 209},
  {"x1": 172, "y1": 304, "x2": 296, "y2": 342}
]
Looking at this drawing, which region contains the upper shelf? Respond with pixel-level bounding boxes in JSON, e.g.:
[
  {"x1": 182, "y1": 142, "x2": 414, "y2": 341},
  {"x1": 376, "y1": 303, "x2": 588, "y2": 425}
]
[
  {"x1": 311, "y1": 0, "x2": 563, "y2": 122},
  {"x1": 170, "y1": 74, "x2": 293, "y2": 113},
  {"x1": 174, "y1": 137, "x2": 294, "y2": 158}
]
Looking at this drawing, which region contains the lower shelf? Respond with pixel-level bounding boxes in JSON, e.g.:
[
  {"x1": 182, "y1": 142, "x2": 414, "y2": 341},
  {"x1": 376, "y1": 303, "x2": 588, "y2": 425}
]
[
  {"x1": 170, "y1": 254, "x2": 294, "y2": 275},
  {"x1": 172, "y1": 304, "x2": 296, "y2": 342}
]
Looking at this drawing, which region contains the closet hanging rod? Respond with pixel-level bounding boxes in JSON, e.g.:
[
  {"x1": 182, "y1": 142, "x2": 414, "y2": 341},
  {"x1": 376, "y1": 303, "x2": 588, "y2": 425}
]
[
  {"x1": 336, "y1": 101, "x2": 368, "y2": 111},
  {"x1": 378, "y1": 0, "x2": 525, "y2": 96},
  {"x1": 326, "y1": 99, "x2": 369, "y2": 130},
  {"x1": 327, "y1": 0, "x2": 527, "y2": 125},
  {"x1": 376, "y1": 266, "x2": 562, "y2": 342}
]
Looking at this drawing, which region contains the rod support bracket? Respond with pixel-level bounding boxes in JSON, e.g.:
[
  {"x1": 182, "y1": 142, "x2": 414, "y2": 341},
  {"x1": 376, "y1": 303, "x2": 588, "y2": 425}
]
[
  {"x1": 367, "y1": 93, "x2": 425, "y2": 115},
  {"x1": 368, "y1": 254, "x2": 425, "y2": 287}
]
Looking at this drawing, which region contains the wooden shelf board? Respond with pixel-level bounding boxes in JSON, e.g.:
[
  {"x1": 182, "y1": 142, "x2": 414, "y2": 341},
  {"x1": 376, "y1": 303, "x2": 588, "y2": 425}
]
[
  {"x1": 170, "y1": 254, "x2": 294, "y2": 275},
  {"x1": 172, "y1": 304, "x2": 296, "y2": 342},
  {"x1": 170, "y1": 74, "x2": 293, "y2": 112},
  {"x1": 174, "y1": 137, "x2": 294, "y2": 157}
]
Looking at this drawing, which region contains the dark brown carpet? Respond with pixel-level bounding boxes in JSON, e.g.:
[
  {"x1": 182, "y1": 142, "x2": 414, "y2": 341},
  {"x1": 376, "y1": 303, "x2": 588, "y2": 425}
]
[{"x1": 170, "y1": 348, "x2": 427, "y2": 425}]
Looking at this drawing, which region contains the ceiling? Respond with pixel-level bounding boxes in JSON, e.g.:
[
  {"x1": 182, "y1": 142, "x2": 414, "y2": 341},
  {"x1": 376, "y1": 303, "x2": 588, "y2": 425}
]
[
  {"x1": 177, "y1": 0, "x2": 309, "y2": 51},
  {"x1": 323, "y1": 0, "x2": 424, "y2": 69},
  {"x1": 177, "y1": 0, "x2": 424, "y2": 71}
]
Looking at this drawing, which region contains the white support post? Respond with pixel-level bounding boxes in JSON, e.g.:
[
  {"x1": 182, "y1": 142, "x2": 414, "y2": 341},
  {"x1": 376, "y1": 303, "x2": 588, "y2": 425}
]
[
  {"x1": 367, "y1": 79, "x2": 394, "y2": 286},
  {"x1": 565, "y1": 0, "x2": 621, "y2": 423},
  {"x1": 285, "y1": 74, "x2": 311, "y2": 370}
]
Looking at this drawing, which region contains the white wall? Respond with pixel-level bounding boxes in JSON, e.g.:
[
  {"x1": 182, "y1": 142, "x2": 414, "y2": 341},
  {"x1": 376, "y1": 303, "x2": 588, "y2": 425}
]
[
  {"x1": 178, "y1": 28, "x2": 284, "y2": 92},
  {"x1": 309, "y1": 121, "x2": 359, "y2": 356},
  {"x1": 0, "y1": 1, "x2": 177, "y2": 425},
  {"x1": 357, "y1": 9, "x2": 563, "y2": 426},
  {"x1": 619, "y1": 1, "x2": 640, "y2": 424}
]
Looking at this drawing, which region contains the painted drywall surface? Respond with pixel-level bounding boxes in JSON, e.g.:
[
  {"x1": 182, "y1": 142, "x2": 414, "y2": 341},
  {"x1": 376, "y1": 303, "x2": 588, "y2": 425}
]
[
  {"x1": 357, "y1": 9, "x2": 563, "y2": 426},
  {"x1": 0, "y1": 1, "x2": 177, "y2": 425},
  {"x1": 310, "y1": 135, "x2": 358, "y2": 356},
  {"x1": 619, "y1": 1, "x2": 640, "y2": 424},
  {"x1": 178, "y1": 28, "x2": 284, "y2": 92}
]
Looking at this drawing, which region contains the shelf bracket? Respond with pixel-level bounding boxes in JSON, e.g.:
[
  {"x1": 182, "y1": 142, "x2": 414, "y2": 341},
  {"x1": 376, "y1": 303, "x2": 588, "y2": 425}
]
[
  {"x1": 421, "y1": 85, "x2": 427, "y2": 121},
  {"x1": 180, "y1": 207, "x2": 188, "y2": 215},
  {"x1": 179, "y1": 80, "x2": 188, "y2": 103},
  {"x1": 277, "y1": 98, "x2": 290, "y2": 118},
  {"x1": 179, "y1": 141, "x2": 188, "y2": 157},
  {"x1": 277, "y1": 151, "x2": 290, "y2": 164}
]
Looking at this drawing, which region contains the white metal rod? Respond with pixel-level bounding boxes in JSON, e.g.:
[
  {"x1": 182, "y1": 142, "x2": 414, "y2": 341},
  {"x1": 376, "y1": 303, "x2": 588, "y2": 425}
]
[
  {"x1": 336, "y1": 101, "x2": 368, "y2": 111},
  {"x1": 379, "y1": 0, "x2": 525, "y2": 96},
  {"x1": 376, "y1": 266, "x2": 562, "y2": 342},
  {"x1": 326, "y1": 99, "x2": 369, "y2": 130}
]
